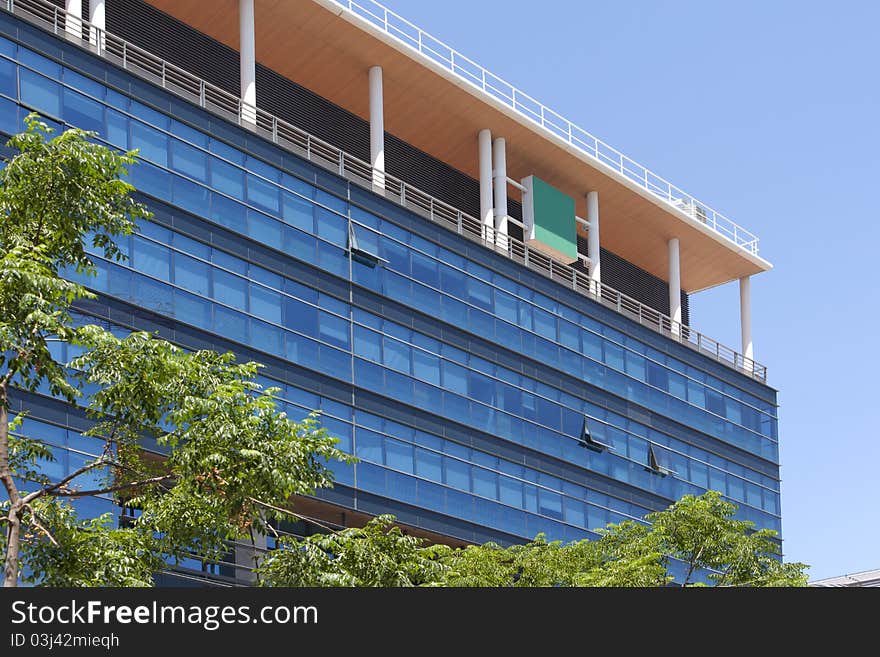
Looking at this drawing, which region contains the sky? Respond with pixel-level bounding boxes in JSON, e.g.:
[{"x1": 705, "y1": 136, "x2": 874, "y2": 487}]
[{"x1": 378, "y1": 0, "x2": 880, "y2": 581}]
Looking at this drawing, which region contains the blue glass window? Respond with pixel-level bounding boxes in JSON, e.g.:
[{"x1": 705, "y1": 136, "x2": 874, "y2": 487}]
[
  {"x1": 247, "y1": 173, "x2": 279, "y2": 213},
  {"x1": 247, "y1": 210, "x2": 282, "y2": 248},
  {"x1": 318, "y1": 312, "x2": 350, "y2": 350},
  {"x1": 0, "y1": 58, "x2": 16, "y2": 97},
  {"x1": 132, "y1": 237, "x2": 169, "y2": 282},
  {"x1": 210, "y1": 193, "x2": 246, "y2": 232},
  {"x1": 61, "y1": 88, "x2": 102, "y2": 133},
  {"x1": 132, "y1": 274, "x2": 171, "y2": 314},
  {"x1": 284, "y1": 298, "x2": 317, "y2": 335},
  {"x1": 173, "y1": 253, "x2": 210, "y2": 296},
  {"x1": 105, "y1": 108, "x2": 129, "y2": 149},
  {"x1": 171, "y1": 139, "x2": 207, "y2": 182},
  {"x1": 214, "y1": 305, "x2": 248, "y2": 344},
  {"x1": 356, "y1": 429, "x2": 383, "y2": 463},
  {"x1": 444, "y1": 456, "x2": 469, "y2": 491},
  {"x1": 706, "y1": 390, "x2": 726, "y2": 417},
  {"x1": 383, "y1": 337, "x2": 410, "y2": 373},
  {"x1": 385, "y1": 439, "x2": 413, "y2": 473},
  {"x1": 472, "y1": 467, "x2": 497, "y2": 499},
  {"x1": 19, "y1": 69, "x2": 60, "y2": 117},
  {"x1": 130, "y1": 121, "x2": 168, "y2": 167},
  {"x1": 172, "y1": 176, "x2": 210, "y2": 217},
  {"x1": 173, "y1": 289, "x2": 211, "y2": 330},
  {"x1": 315, "y1": 207, "x2": 346, "y2": 244},
  {"x1": 353, "y1": 326, "x2": 381, "y2": 361},
  {"x1": 250, "y1": 284, "x2": 282, "y2": 324},
  {"x1": 412, "y1": 350, "x2": 440, "y2": 386},
  {"x1": 213, "y1": 269, "x2": 247, "y2": 311},
  {"x1": 415, "y1": 447, "x2": 442, "y2": 481},
  {"x1": 208, "y1": 156, "x2": 244, "y2": 198}
]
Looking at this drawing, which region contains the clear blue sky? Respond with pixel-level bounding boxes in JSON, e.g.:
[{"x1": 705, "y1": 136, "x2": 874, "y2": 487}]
[{"x1": 379, "y1": 0, "x2": 880, "y2": 580}]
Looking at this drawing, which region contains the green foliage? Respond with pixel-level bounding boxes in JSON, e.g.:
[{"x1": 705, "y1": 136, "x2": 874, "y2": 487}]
[
  {"x1": 258, "y1": 492, "x2": 807, "y2": 587},
  {"x1": 646, "y1": 491, "x2": 808, "y2": 586},
  {"x1": 257, "y1": 515, "x2": 445, "y2": 587},
  {"x1": 15, "y1": 499, "x2": 161, "y2": 587},
  {"x1": 0, "y1": 116, "x2": 351, "y2": 587},
  {"x1": 0, "y1": 115, "x2": 147, "y2": 271}
]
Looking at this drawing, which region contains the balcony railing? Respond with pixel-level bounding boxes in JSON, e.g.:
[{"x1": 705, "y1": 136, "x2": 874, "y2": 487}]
[
  {"x1": 2, "y1": 0, "x2": 768, "y2": 382},
  {"x1": 330, "y1": 0, "x2": 761, "y2": 256}
]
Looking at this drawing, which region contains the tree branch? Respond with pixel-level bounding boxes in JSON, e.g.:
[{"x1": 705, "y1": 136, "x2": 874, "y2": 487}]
[
  {"x1": 23, "y1": 506, "x2": 59, "y2": 547},
  {"x1": 246, "y1": 496, "x2": 338, "y2": 534},
  {"x1": 50, "y1": 473, "x2": 174, "y2": 499},
  {"x1": 21, "y1": 457, "x2": 110, "y2": 505}
]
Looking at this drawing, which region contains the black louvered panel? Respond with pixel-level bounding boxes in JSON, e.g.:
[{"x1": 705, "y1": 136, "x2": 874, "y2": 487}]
[
  {"x1": 107, "y1": 0, "x2": 239, "y2": 95},
  {"x1": 576, "y1": 235, "x2": 690, "y2": 325}
]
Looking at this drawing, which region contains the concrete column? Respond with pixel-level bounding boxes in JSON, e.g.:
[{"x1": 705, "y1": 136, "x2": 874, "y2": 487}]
[
  {"x1": 668, "y1": 238, "x2": 682, "y2": 336},
  {"x1": 478, "y1": 129, "x2": 494, "y2": 241},
  {"x1": 493, "y1": 137, "x2": 508, "y2": 250},
  {"x1": 239, "y1": 0, "x2": 257, "y2": 126},
  {"x1": 88, "y1": 0, "x2": 105, "y2": 50},
  {"x1": 369, "y1": 66, "x2": 385, "y2": 190},
  {"x1": 739, "y1": 276, "x2": 753, "y2": 369},
  {"x1": 586, "y1": 191, "x2": 601, "y2": 295},
  {"x1": 234, "y1": 529, "x2": 267, "y2": 585},
  {"x1": 65, "y1": 0, "x2": 82, "y2": 38}
]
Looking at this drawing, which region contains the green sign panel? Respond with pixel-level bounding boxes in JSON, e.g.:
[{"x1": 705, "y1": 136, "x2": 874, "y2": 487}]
[{"x1": 521, "y1": 176, "x2": 577, "y2": 263}]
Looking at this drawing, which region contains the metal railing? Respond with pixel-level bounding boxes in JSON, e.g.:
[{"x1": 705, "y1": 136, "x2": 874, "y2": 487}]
[
  {"x1": 2, "y1": 0, "x2": 767, "y2": 382},
  {"x1": 330, "y1": 0, "x2": 761, "y2": 256}
]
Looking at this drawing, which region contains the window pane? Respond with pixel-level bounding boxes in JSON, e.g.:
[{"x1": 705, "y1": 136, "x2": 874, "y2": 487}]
[
  {"x1": 444, "y1": 456, "x2": 469, "y2": 491},
  {"x1": 412, "y1": 349, "x2": 440, "y2": 386},
  {"x1": 132, "y1": 236, "x2": 170, "y2": 282},
  {"x1": 385, "y1": 439, "x2": 413, "y2": 473},
  {"x1": 130, "y1": 121, "x2": 168, "y2": 166},
  {"x1": 173, "y1": 253, "x2": 210, "y2": 296},
  {"x1": 319, "y1": 311, "x2": 350, "y2": 350},
  {"x1": 356, "y1": 429, "x2": 383, "y2": 463},
  {"x1": 211, "y1": 157, "x2": 244, "y2": 198},
  {"x1": 62, "y1": 88, "x2": 102, "y2": 133},
  {"x1": 20, "y1": 69, "x2": 60, "y2": 117},
  {"x1": 172, "y1": 139, "x2": 207, "y2": 182},
  {"x1": 353, "y1": 326, "x2": 381, "y2": 362},
  {"x1": 172, "y1": 176, "x2": 210, "y2": 216},
  {"x1": 415, "y1": 447, "x2": 442, "y2": 481},
  {"x1": 383, "y1": 337, "x2": 410, "y2": 373},
  {"x1": 0, "y1": 58, "x2": 15, "y2": 97},
  {"x1": 247, "y1": 173, "x2": 279, "y2": 213},
  {"x1": 250, "y1": 284, "x2": 282, "y2": 324},
  {"x1": 214, "y1": 269, "x2": 247, "y2": 310},
  {"x1": 472, "y1": 467, "x2": 497, "y2": 500}
]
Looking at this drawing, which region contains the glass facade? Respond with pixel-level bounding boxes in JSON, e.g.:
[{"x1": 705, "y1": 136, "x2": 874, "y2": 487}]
[{"x1": 0, "y1": 17, "x2": 781, "y2": 570}]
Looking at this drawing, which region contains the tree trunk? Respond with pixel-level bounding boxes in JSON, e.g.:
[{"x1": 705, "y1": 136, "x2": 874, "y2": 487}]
[
  {"x1": 1, "y1": 387, "x2": 22, "y2": 587},
  {"x1": 3, "y1": 504, "x2": 21, "y2": 587}
]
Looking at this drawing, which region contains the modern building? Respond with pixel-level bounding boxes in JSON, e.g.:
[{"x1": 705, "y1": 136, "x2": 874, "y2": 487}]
[
  {"x1": 811, "y1": 569, "x2": 880, "y2": 587},
  {"x1": 2, "y1": 0, "x2": 781, "y2": 584}
]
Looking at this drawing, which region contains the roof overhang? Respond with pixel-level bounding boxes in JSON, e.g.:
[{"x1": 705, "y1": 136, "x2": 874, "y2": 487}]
[{"x1": 144, "y1": 0, "x2": 772, "y2": 292}]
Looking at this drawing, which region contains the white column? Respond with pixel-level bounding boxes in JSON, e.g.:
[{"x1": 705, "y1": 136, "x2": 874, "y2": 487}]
[
  {"x1": 668, "y1": 238, "x2": 682, "y2": 336},
  {"x1": 239, "y1": 0, "x2": 257, "y2": 126},
  {"x1": 739, "y1": 276, "x2": 753, "y2": 370},
  {"x1": 586, "y1": 191, "x2": 601, "y2": 295},
  {"x1": 65, "y1": 0, "x2": 83, "y2": 38},
  {"x1": 88, "y1": 0, "x2": 106, "y2": 50},
  {"x1": 493, "y1": 137, "x2": 508, "y2": 250},
  {"x1": 369, "y1": 66, "x2": 385, "y2": 191},
  {"x1": 478, "y1": 129, "x2": 494, "y2": 241}
]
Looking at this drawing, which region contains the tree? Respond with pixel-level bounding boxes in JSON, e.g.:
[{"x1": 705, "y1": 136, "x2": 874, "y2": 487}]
[
  {"x1": 0, "y1": 116, "x2": 352, "y2": 586},
  {"x1": 645, "y1": 490, "x2": 807, "y2": 586},
  {"x1": 257, "y1": 515, "x2": 445, "y2": 587},
  {"x1": 258, "y1": 492, "x2": 808, "y2": 587}
]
